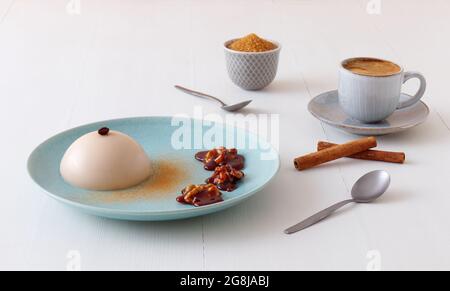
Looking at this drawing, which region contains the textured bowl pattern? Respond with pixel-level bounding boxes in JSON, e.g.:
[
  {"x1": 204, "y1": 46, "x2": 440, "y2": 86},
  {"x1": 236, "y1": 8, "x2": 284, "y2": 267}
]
[{"x1": 224, "y1": 41, "x2": 280, "y2": 90}]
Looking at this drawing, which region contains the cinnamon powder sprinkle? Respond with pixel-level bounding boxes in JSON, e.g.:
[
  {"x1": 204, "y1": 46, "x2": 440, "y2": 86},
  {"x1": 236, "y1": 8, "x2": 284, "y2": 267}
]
[
  {"x1": 84, "y1": 158, "x2": 191, "y2": 204},
  {"x1": 228, "y1": 33, "x2": 277, "y2": 52}
]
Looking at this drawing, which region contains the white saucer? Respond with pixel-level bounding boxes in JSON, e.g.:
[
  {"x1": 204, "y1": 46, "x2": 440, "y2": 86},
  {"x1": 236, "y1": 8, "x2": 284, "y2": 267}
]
[{"x1": 308, "y1": 90, "x2": 430, "y2": 135}]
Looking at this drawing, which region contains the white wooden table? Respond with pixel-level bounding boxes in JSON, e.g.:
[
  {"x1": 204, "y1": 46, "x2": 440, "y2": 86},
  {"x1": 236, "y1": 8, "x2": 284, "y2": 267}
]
[{"x1": 1, "y1": 0, "x2": 450, "y2": 271}]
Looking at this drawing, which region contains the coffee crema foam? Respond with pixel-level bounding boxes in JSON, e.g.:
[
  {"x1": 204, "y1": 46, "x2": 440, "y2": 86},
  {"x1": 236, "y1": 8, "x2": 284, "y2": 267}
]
[{"x1": 343, "y1": 58, "x2": 401, "y2": 77}]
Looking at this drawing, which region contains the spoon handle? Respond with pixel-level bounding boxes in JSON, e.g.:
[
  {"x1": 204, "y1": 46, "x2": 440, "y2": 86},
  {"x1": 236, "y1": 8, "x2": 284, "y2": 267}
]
[
  {"x1": 284, "y1": 199, "x2": 354, "y2": 234},
  {"x1": 174, "y1": 85, "x2": 226, "y2": 106}
]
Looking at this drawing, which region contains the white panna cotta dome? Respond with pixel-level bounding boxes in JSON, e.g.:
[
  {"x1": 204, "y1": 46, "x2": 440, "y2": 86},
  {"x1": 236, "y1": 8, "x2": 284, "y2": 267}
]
[{"x1": 60, "y1": 127, "x2": 151, "y2": 191}]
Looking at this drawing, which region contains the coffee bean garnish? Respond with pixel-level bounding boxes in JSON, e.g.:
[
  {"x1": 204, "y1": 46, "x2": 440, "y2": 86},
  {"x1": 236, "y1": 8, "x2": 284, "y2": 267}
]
[{"x1": 98, "y1": 127, "x2": 110, "y2": 136}]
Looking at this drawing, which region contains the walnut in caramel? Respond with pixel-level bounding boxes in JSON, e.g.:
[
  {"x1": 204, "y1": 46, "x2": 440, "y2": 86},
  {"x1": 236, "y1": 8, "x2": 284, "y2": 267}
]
[
  {"x1": 177, "y1": 184, "x2": 223, "y2": 207},
  {"x1": 195, "y1": 147, "x2": 244, "y2": 171},
  {"x1": 206, "y1": 164, "x2": 244, "y2": 192},
  {"x1": 178, "y1": 147, "x2": 246, "y2": 207}
]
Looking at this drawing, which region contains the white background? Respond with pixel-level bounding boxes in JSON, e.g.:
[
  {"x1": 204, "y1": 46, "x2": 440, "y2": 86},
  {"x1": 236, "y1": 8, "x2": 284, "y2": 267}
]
[{"x1": 1, "y1": 0, "x2": 450, "y2": 270}]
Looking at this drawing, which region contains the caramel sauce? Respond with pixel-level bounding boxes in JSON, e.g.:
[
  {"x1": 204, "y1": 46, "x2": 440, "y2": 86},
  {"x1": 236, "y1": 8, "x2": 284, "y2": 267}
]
[
  {"x1": 176, "y1": 189, "x2": 224, "y2": 207},
  {"x1": 195, "y1": 151, "x2": 245, "y2": 171},
  {"x1": 205, "y1": 179, "x2": 237, "y2": 192}
]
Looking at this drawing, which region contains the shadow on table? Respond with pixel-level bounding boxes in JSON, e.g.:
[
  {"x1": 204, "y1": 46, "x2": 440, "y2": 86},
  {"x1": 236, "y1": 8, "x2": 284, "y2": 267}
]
[
  {"x1": 237, "y1": 107, "x2": 271, "y2": 115},
  {"x1": 262, "y1": 78, "x2": 305, "y2": 95},
  {"x1": 375, "y1": 189, "x2": 412, "y2": 204},
  {"x1": 263, "y1": 77, "x2": 336, "y2": 96},
  {"x1": 381, "y1": 119, "x2": 448, "y2": 146},
  {"x1": 73, "y1": 208, "x2": 204, "y2": 231},
  {"x1": 332, "y1": 110, "x2": 449, "y2": 147}
]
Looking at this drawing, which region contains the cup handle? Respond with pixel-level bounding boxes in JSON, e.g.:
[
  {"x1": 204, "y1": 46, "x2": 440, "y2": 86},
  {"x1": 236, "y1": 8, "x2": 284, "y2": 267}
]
[{"x1": 397, "y1": 71, "x2": 427, "y2": 109}]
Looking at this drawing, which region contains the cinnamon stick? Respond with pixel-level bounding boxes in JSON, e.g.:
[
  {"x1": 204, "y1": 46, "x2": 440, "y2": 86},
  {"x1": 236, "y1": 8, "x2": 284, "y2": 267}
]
[
  {"x1": 294, "y1": 137, "x2": 377, "y2": 171},
  {"x1": 317, "y1": 141, "x2": 405, "y2": 164}
]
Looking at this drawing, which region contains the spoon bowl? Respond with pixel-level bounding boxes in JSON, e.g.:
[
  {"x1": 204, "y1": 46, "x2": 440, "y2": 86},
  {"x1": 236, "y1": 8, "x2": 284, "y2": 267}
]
[
  {"x1": 175, "y1": 85, "x2": 252, "y2": 112},
  {"x1": 222, "y1": 100, "x2": 253, "y2": 112},
  {"x1": 351, "y1": 170, "x2": 391, "y2": 203}
]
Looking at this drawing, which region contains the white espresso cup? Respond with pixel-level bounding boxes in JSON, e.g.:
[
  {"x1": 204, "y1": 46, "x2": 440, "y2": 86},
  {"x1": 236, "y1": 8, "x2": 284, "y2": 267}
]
[{"x1": 338, "y1": 57, "x2": 426, "y2": 123}]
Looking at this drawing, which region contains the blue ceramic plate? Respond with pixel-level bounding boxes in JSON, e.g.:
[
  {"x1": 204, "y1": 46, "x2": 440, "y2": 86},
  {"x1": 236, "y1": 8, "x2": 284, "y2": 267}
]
[{"x1": 28, "y1": 117, "x2": 279, "y2": 221}]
